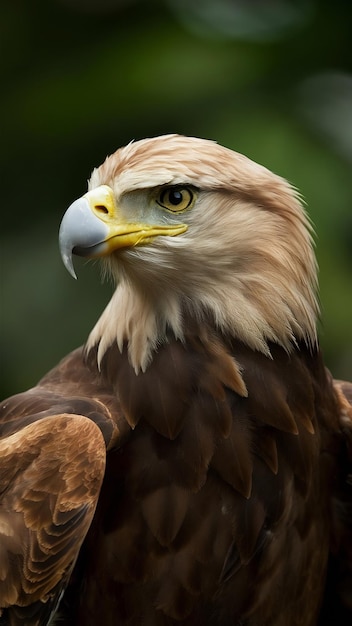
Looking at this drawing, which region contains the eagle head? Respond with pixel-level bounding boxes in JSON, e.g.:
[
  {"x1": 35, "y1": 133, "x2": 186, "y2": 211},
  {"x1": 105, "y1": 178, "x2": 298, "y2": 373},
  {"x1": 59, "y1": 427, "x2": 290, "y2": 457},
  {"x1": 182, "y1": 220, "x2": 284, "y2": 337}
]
[{"x1": 59, "y1": 134, "x2": 319, "y2": 372}]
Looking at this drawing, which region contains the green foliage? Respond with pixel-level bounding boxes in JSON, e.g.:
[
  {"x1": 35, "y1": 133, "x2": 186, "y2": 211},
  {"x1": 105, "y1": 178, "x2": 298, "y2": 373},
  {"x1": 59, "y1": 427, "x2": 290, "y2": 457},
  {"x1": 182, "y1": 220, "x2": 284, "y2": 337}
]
[{"x1": 1, "y1": 0, "x2": 351, "y2": 398}]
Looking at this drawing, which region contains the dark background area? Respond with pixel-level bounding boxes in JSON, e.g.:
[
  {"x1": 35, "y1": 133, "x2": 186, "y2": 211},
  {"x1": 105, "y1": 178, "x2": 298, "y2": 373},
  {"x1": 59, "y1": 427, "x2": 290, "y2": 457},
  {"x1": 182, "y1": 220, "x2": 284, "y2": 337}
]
[{"x1": 1, "y1": 0, "x2": 351, "y2": 399}]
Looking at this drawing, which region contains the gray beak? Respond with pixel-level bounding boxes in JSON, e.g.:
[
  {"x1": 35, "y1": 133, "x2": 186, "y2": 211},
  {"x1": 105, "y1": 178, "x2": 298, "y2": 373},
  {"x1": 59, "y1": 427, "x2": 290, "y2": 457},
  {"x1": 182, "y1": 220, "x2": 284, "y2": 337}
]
[{"x1": 59, "y1": 197, "x2": 109, "y2": 279}]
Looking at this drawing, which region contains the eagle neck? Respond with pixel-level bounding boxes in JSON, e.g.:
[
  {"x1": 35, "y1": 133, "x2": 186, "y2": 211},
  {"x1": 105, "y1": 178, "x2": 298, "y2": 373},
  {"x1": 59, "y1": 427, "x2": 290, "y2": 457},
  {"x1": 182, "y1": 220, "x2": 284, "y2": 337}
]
[{"x1": 85, "y1": 280, "x2": 185, "y2": 373}]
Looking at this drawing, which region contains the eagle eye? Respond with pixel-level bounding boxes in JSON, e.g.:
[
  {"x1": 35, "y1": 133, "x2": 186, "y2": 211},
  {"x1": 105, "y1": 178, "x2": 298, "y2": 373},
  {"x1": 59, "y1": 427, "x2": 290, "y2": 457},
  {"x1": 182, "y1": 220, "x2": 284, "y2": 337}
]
[{"x1": 157, "y1": 186, "x2": 194, "y2": 212}]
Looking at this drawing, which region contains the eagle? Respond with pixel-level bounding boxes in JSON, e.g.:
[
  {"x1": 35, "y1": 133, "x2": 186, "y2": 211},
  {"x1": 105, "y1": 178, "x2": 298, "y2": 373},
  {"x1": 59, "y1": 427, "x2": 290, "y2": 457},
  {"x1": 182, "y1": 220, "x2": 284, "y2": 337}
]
[{"x1": 0, "y1": 134, "x2": 351, "y2": 626}]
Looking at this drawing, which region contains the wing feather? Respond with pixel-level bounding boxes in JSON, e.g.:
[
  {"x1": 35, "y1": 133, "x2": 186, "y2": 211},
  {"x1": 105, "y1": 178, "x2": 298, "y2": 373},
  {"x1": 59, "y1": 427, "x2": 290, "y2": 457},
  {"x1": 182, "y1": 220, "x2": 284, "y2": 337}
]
[
  {"x1": 0, "y1": 413, "x2": 106, "y2": 625},
  {"x1": 321, "y1": 378, "x2": 352, "y2": 623}
]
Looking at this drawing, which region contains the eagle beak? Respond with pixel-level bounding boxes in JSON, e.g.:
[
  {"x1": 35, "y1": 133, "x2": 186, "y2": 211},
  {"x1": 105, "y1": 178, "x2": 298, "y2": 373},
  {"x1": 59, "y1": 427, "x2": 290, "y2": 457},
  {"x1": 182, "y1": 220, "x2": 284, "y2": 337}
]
[{"x1": 59, "y1": 185, "x2": 187, "y2": 278}]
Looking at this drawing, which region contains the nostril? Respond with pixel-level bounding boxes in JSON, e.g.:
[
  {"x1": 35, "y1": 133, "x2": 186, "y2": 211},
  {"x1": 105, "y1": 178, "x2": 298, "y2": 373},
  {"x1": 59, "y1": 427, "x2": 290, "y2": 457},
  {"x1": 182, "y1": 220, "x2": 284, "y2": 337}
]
[{"x1": 95, "y1": 204, "x2": 109, "y2": 214}]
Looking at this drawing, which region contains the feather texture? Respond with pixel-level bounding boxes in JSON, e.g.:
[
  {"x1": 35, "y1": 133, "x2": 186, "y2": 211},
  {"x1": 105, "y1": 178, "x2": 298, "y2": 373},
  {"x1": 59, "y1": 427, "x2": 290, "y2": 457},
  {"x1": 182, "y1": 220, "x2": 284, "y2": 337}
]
[
  {"x1": 1, "y1": 135, "x2": 351, "y2": 625},
  {"x1": 0, "y1": 413, "x2": 106, "y2": 625}
]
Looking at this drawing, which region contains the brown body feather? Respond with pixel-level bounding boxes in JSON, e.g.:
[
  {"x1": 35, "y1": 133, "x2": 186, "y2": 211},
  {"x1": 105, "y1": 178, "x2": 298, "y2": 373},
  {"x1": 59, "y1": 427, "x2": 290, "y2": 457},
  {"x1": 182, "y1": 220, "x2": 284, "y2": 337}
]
[
  {"x1": 1, "y1": 330, "x2": 351, "y2": 625},
  {"x1": 1, "y1": 135, "x2": 351, "y2": 624}
]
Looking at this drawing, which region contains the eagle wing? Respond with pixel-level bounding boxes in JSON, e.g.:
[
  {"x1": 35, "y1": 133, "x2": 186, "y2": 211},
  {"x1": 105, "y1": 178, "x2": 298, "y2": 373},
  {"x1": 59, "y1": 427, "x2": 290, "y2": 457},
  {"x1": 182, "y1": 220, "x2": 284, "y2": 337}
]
[
  {"x1": 0, "y1": 348, "x2": 128, "y2": 625},
  {"x1": 324, "y1": 378, "x2": 352, "y2": 623},
  {"x1": 334, "y1": 379, "x2": 352, "y2": 422}
]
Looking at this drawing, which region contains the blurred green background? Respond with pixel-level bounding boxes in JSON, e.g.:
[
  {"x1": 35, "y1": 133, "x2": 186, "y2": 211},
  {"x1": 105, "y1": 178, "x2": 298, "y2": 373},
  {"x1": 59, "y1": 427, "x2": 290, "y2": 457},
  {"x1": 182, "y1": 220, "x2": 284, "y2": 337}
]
[{"x1": 1, "y1": 0, "x2": 351, "y2": 399}]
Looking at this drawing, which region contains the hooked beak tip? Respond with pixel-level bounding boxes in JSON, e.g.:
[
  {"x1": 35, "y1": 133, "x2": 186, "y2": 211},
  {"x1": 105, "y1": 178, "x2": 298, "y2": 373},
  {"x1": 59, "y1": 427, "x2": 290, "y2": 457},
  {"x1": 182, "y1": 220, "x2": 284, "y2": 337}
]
[{"x1": 62, "y1": 250, "x2": 78, "y2": 280}]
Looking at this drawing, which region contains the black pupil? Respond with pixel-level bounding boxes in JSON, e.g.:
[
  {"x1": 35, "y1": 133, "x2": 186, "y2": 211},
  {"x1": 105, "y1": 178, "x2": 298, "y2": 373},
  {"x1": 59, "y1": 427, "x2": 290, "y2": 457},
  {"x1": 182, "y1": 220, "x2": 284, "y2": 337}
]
[{"x1": 169, "y1": 190, "x2": 183, "y2": 205}]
